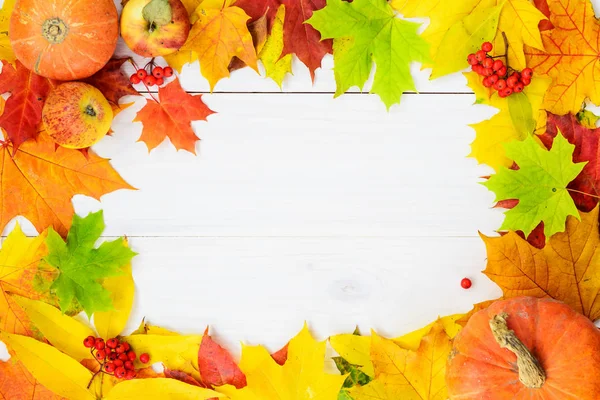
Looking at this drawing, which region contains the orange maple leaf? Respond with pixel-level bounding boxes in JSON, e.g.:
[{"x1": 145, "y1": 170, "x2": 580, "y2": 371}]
[
  {"x1": 134, "y1": 78, "x2": 215, "y2": 154},
  {"x1": 0, "y1": 359, "x2": 64, "y2": 399},
  {"x1": 482, "y1": 205, "x2": 600, "y2": 320},
  {"x1": 525, "y1": 0, "x2": 600, "y2": 114},
  {"x1": 0, "y1": 60, "x2": 55, "y2": 152},
  {"x1": 0, "y1": 127, "x2": 134, "y2": 236}
]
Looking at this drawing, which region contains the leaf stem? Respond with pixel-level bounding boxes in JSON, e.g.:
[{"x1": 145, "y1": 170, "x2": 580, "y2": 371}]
[{"x1": 567, "y1": 188, "x2": 600, "y2": 199}]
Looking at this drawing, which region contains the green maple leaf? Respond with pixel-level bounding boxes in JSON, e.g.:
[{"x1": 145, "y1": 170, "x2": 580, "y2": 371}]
[
  {"x1": 307, "y1": 0, "x2": 429, "y2": 109},
  {"x1": 45, "y1": 211, "x2": 136, "y2": 317},
  {"x1": 484, "y1": 133, "x2": 586, "y2": 237}
]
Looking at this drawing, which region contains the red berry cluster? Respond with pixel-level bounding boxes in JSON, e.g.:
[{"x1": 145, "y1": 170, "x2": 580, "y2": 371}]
[
  {"x1": 83, "y1": 336, "x2": 150, "y2": 380},
  {"x1": 129, "y1": 66, "x2": 173, "y2": 87},
  {"x1": 467, "y1": 42, "x2": 533, "y2": 98}
]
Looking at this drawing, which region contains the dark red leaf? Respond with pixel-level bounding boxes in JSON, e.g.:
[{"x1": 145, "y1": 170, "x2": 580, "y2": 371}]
[
  {"x1": 198, "y1": 328, "x2": 246, "y2": 389},
  {"x1": 82, "y1": 58, "x2": 139, "y2": 105}
]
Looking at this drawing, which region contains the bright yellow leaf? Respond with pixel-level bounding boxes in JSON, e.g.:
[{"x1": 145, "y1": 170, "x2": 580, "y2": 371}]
[
  {"x1": 164, "y1": 50, "x2": 198, "y2": 73},
  {"x1": 393, "y1": 314, "x2": 462, "y2": 350},
  {"x1": 106, "y1": 378, "x2": 223, "y2": 400},
  {"x1": 182, "y1": 5, "x2": 258, "y2": 90},
  {"x1": 181, "y1": 0, "x2": 202, "y2": 15},
  {"x1": 94, "y1": 257, "x2": 134, "y2": 340},
  {"x1": 11, "y1": 295, "x2": 95, "y2": 362},
  {"x1": 123, "y1": 333, "x2": 202, "y2": 379},
  {"x1": 0, "y1": 331, "x2": 94, "y2": 400},
  {"x1": 491, "y1": 0, "x2": 546, "y2": 70},
  {"x1": 216, "y1": 324, "x2": 345, "y2": 399},
  {"x1": 431, "y1": 0, "x2": 504, "y2": 79},
  {"x1": 259, "y1": 5, "x2": 293, "y2": 88},
  {"x1": 350, "y1": 320, "x2": 452, "y2": 400},
  {"x1": 393, "y1": 0, "x2": 482, "y2": 68},
  {"x1": 467, "y1": 71, "x2": 551, "y2": 170},
  {"x1": 0, "y1": 224, "x2": 58, "y2": 337},
  {"x1": 525, "y1": 0, "x2": 600, "y2": 114},
  {"x1": 0, "y1": 0, "x2": 15, "y2": 64}
]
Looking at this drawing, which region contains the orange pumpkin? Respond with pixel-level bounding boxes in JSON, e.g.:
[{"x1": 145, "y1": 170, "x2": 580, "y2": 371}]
[
  {"x1": 9, "y1": 0, "x2": 119, "y2": 81},
  {"x1": 447, "y1": 297, "x2": 600, "y2": 399}
]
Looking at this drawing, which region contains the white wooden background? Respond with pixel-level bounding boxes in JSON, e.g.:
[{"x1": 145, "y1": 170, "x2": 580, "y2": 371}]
[{"x1": 11, "y1": 0, "x2": 588, "y2": 361}]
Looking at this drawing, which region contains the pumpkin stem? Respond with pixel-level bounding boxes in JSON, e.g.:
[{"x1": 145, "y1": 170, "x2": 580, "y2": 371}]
[{"x1": 490, "y1": 313, "x2": 546, "y2": 389}]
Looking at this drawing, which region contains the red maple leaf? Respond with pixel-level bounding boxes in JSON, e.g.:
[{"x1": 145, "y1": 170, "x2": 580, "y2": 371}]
[
  {"x1": 538, "y1": 113, "x2": 600, "y2": 213},
  {"x1": 235, "y1": 0, "x2": 279, "y2": 29},
  {"x1": 0, "y1": 61, "x2": 55, "y2": 151},
  {"x1": 281, "y1": 0, "x2": 332, "y2": 80},
  {"x1": 134, "y1": 78, "x2": 215, "y2": 154},
  {"x1": 83, "y1": 58, "x2": 139, "y2": 105},
  {"x1": 198, "y1": 328, "x2": 246, "y2": 389}
]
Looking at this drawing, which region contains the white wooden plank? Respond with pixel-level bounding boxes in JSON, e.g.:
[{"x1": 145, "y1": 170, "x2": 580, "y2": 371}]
[{"x1": 8, "y1": 93, "x2": 502, "y2": 238}]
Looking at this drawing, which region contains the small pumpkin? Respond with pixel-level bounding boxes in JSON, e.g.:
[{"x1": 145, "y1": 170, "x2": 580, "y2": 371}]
[
  {"x1": 10, "y1": 0, "x2": 119, "y2": 81},
  {"x1": 447, "y1": 297, "x2": 600, "y2": 399}
]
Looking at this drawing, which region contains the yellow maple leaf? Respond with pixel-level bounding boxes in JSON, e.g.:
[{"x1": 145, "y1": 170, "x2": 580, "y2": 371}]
[
  {"x1": 0, "y1": 224, "x2": 58, "y2": 337},
  {"x1": 180, "y1": 4, "x2": 258, "y2": 90},
  {"x1": 0, "y1": 0, "x2": 15, "y2": 64},
  {"x1": 482, "y1": 205, "x2": 600, "y2": 320},
  {"x1": 525, "y1": 0, "x2": 600, "y2": 114},
  {"x1": 106, "y1": 379, "x2": 223, "y2": 400},
  {"x1": 349, "y1": 320, "x2": 452, "y2": 400},
  {"x1": 259, "y1": 5, "x2": 292, "y2": 88},
  {"x1": 216, "y1": 324, "x2": 345, "y2": 399},
  {"x1": 467, "y1": 72, "x2": 551, "y2": 170}
]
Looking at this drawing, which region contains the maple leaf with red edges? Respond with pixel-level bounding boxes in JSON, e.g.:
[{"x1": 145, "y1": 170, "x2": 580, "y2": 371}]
[
  {"x1": 0, "y1": 358, "x2": 64, "y2": 399},
  {"x1": 83, "y1": 58, "x2": 139, "y2": 105},
  {"x1": 0, "y1": 61, "x2": 55, "y2": 151},
  {"x1": 234, "y1": 0, "x2": 279, "y2": 29},
  {"x1": 538, "y1": 113, "x2": 600, "y2": 213},
  {"x1": 280, "y1": 0, "x2": 332, "y2": 80},
  {"x1": 134, "y1": 78, "x2": 215, "y2": 154},
  {"x1": 198, "y1": 328, "x2": 247, "y2": 388}
]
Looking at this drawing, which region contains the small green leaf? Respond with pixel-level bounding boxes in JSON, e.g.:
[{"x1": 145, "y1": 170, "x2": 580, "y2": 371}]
[
  {"x1": 333, "y1": 356, "x2": 372, "y2": 400},
  {"x1": 143, "y1": 0, "x2": 173, "y2": 28},
  {"x1": 483, "y1": 133, "x2": 586, "y2": 237},
  {"x1": 45, "y1": 211, "x2": 137, "y2": 317},
  {"x1": 507, "y1": 92, "x2": 535, "y2": 135}
]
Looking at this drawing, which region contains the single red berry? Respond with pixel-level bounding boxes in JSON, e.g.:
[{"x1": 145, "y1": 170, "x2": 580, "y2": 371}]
[
  {"x1": 475, "y1": 50, "x2": 486, "y2": 62},
  {"x1": 482, "y1": 58, "x2": 493, "y2": 69},
  {"x1": 130, "y1": 74, "x2": 141, "y2": 84},
  {"x1": 461, "y1": 278, "x2": 472, "y2": 289},
  {"x1": 122, "y1": 342, "x2": 131, "y2": 352},
  {"x1": 139, "y1": 353, "x2": 150, "y2": 364},
  {"x1": 94, "y1": 338, "x2": 104, "y2": 347},
  {"x1": 114, "y1": 359, "x2": 124, "y2": 367},
  {"x1": 125, "y1": 370, "x2": 136, "y2": 380},
  {"x1": 115, "y1": 366, "x2": 127, "y2": 379},
  {"x1": 106, "y1": 338, "x2": 119, "y2": 349},
  {"x1": 506, "y1": 76, "x2": 518, "y2": 88},
  {"x1": 502, "y1": 87, "x2": 514, "y2": 97},
  {"x1": 521, "y1": 77, "x2": 532, "y2": 86},
  {"x1": 163, "y1": 67, "x2": 174, "y2": 77},
  {"x1": 492, "y1": 59, "x2": 504, "y2": 72},
  {"x1": 95, "y1": 341, "x2": 105, "y2": 351},
  {"x1": 127, "y1": 351, "x2": 136, "y2": 361},
  {"x1": 510, "y1": 71, "x2": 521, "y2": 80},
  {"x1": 497, "y1": 66, "x2": 507, "y2": 76},
  {"x1": 156, "y1": 77, "x2": 164, "y2": 86},
  {"x1": 513, "y1": 82, "x2": 525, "y2": 93},
  {"x1": 494, "y1": 79, "x2": 507, "y2": 90},
  {"x1": 522, "y1": 67, "x2": 533, "y2": 79},
  {"x1": 467, "y1": 54, "x2": 478, "y2": 65},
  {"x1": 481, "y1": 42, "x2": 493, "y2": 52},
  {"x1": 96, "y1": 350, "x2": 106, "y2": 360},
  {"x1": 472, "y1": 64, "x2": 484, "y2": 75},
  {"x1": 482, "y1": 77, "x2": 492, "y2": 88},
  {"x1": 483, "y1": 68, "x2": 493, "y2": 77},
  {"x1": 152, "y1": 66, "x2": 164, "y2": 78},
  {"x1": 488, "y1": 74, "x2": 499, "y2": 85},
  {"x1": 136, "y1": 69, "x2": 147, "y2": 79},
  {"x1": 108, "y1": 352, "x2": 118, "y2": 361},
  {"x1": 105, "y1": 362, "x2": 116, "y2": 373},
  {"x1": 124, "y1": 360, "x2": 134, "y2": 370},
  {"x1": 83, "y1": 336, "x2": 95, "y2": 348},
  {"x1": 144, "y1": 75, "x2": 156, "y2": 86},
  {"x1": 119, "y1": 353, "x2": 129, "y2": 362},
  {"x1": 498, "y1": 90, "x2": 508, "y2": 98},
  {"x1": 116, "y1": 344, "x2": 126, "y2": 354}
]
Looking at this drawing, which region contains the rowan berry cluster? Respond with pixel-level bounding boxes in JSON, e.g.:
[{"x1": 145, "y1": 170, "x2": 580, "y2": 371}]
[
  {"x1": 129, "y1": 65, "x2": 173, "y2": 87},
  {"x1": 83, "y1": 336, "x2": 150, "y2": 380},
  {"x1": 467, "y1": 42, "x2": 533, "y2": 98}
]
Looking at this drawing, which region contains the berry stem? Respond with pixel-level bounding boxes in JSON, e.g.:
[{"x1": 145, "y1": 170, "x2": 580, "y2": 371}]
[{"x1": 87, "y1": 370, "x2": 102, "y2": 390}]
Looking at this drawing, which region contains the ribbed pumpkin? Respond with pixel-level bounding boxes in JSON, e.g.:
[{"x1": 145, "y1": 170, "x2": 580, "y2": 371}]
[
  {"x1": 9, "y1": 0, "x2": 119, "y2": 81},
  {"x1": 447, "y1": 297, "x2": 600, "y2": 399}
]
